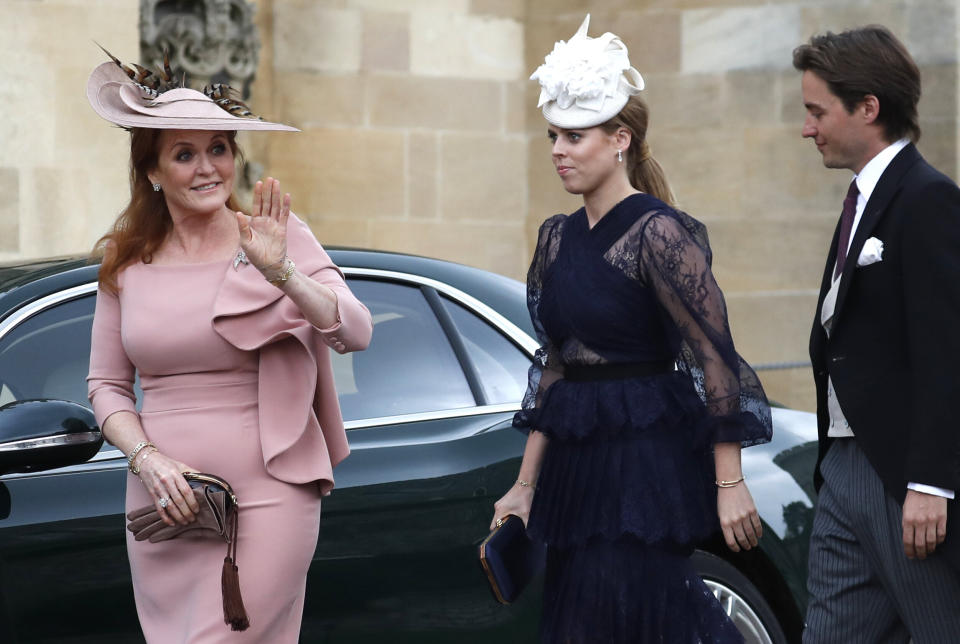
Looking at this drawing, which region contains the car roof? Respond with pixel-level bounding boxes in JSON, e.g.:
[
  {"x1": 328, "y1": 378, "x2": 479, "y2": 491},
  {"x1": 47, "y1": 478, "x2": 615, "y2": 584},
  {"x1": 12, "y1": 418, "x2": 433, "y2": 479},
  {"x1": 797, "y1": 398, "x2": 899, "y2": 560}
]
[{"x1": 0, "y1": 250, "x2": 535, "y2": 338}]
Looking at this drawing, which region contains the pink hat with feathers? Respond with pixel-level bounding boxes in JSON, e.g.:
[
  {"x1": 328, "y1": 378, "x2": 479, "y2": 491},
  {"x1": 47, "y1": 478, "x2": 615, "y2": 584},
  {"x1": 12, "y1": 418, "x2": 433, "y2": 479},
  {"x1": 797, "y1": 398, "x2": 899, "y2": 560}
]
[{"x1": 86, "y1": 47, "x2": 298, "y2": 132}]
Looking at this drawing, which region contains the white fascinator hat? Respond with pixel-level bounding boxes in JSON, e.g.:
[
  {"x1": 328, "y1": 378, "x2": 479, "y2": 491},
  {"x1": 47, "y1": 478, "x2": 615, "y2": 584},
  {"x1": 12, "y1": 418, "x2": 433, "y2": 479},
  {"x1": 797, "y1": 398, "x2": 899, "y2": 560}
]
[
  {"x1": 530, "y1": 15, "x2": 644, "y2": 129},
  {"x1": 86, "y1": 47, "x2": 298, "y2": 132}
]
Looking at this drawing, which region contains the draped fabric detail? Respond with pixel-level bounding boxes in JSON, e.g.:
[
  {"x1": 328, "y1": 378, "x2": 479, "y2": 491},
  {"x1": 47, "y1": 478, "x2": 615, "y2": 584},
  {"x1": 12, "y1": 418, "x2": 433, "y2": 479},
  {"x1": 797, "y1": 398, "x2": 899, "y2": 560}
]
[{"x1": 212, "y1": 214, "x2": 372, "y2": 493}]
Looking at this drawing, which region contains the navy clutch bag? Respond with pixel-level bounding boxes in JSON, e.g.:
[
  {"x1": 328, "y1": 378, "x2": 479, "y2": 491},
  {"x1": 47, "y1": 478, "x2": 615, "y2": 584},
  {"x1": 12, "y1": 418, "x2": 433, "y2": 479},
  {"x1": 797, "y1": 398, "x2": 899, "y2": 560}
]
[{"x1": 478, "y1": 514, "x2": 546, "y2": 604}]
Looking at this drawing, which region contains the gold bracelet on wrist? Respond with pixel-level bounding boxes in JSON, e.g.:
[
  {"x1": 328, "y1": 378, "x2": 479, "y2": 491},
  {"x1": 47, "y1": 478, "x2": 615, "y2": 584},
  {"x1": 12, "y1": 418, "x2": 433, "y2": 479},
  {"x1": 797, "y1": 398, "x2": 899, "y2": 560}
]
[
  {"x1": 517, "y1": 479, "x2": 536, "y2": 489},
  {"x1": 127, "y1": 441, "x2": 155, "y2": 472},
  {"x1": 716, "y1": 476, "x2": 745, "y2": 488},
  {"x1": 267, "y1": 258, "x2": 296, "y2": 285},
  {"x1": 131, "y1": 446, "x2": 157, "y2": 475}
]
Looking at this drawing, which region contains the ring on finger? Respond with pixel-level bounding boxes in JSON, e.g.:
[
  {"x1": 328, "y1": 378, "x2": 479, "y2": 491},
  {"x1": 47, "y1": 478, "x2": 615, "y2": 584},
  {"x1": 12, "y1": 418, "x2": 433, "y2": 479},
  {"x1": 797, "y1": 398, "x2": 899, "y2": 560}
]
[{"x1": 158, "y1": 497, "x2": 170, "y2": 509}]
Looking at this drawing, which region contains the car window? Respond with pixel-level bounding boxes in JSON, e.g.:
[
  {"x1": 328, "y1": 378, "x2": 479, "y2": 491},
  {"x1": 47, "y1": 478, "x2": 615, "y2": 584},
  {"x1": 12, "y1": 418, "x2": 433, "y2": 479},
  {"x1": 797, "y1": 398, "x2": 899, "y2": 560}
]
[
  {"x1": 0, "y1": 296, "x2": 96, "y2": 408},
  {"x1": 440, "y1": 297, "x2": 530, "y2": 405},
  {"x1": 0, "y1": 279, "x2": 485, "y2": 430},
  {"x1": 332, "y1": 279, "x2": 475, "y2": 422}
]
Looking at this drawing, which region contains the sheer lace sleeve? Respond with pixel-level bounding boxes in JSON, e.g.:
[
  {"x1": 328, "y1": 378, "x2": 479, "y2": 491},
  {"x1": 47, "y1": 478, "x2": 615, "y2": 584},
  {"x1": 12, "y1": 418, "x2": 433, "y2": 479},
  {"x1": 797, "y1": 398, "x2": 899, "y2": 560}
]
[
  {"x1": 514, "y1": 214, "x2": 567, "y2": 432},
  {"x1": 638, "y1": 210, "x2": 771, "y2": 447}
]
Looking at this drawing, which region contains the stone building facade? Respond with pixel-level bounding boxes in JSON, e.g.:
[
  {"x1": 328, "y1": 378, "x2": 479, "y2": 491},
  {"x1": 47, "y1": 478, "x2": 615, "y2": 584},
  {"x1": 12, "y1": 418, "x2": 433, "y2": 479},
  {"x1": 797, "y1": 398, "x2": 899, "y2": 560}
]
[{"x1": 3, "y1": 0, "x2": 958, "y2": 410}]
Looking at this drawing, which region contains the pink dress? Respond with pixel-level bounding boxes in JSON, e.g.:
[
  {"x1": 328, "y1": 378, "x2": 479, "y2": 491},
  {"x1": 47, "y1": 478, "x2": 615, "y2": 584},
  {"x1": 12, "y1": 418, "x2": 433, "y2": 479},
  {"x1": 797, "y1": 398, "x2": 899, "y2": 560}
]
[{"x1": 88, "y1": 217, "x2": 372, "y2": 643}]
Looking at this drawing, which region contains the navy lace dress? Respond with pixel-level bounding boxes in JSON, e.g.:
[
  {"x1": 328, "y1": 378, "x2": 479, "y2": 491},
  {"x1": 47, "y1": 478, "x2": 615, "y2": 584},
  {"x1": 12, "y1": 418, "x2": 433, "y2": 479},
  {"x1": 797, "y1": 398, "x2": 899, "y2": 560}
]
[{"x1": 515, "y1": 193, "x2": 772, "y2": 643}]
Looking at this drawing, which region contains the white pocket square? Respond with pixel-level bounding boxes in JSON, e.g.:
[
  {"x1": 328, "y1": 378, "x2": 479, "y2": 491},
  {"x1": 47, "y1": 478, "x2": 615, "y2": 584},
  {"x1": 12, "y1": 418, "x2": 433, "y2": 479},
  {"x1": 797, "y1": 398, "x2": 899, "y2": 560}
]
[{"x1": 857, "y1": 237, "x2": 884, "y2": 266}]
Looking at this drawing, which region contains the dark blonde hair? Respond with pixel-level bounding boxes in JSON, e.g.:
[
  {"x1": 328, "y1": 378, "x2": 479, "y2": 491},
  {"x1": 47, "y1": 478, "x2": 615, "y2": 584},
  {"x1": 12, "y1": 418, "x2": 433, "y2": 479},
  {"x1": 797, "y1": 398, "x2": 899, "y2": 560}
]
[
  {"x1": 600, "y1": 95, "x2": 676, "y2": 207},
  {"x1": 93, "y1": 128, "x2": 243, "y2": 293}
]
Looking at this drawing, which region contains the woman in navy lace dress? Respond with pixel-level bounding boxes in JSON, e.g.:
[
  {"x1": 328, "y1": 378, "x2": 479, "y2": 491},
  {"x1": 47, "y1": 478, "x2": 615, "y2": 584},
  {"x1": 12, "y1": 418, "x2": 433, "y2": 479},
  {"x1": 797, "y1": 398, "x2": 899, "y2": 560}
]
[{"x1": 490, "y1": 16, "x2": 772, "y2": 643}]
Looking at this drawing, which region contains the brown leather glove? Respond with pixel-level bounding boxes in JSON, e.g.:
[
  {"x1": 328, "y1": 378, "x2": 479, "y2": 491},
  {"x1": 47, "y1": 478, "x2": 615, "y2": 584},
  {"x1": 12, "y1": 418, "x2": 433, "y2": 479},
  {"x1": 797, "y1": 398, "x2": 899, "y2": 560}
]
[{"x1": 126, "y1": 484, "x2": 231, "y2": 543}]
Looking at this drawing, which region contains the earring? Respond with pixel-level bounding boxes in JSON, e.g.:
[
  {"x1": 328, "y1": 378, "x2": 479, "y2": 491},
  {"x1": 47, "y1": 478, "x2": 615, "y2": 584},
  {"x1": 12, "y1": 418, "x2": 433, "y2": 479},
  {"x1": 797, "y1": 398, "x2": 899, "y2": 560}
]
[
  {"x1": 617, "y1": 149, "x2": 623, "y2": 163},
  {"x1": 152, "y1": 183, "x2": 161, "y2": 192}
]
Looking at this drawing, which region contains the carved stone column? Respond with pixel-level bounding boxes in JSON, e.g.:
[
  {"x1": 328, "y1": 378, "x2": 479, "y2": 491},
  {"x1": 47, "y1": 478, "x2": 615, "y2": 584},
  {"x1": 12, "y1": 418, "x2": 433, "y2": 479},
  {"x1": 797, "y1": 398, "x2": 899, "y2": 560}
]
[
  {"x1": 140, "y1": 0, "x2": 260, "y2": 98},
  {"x1": 139, "y1": 0, "x2": 263, "y2": 190}
]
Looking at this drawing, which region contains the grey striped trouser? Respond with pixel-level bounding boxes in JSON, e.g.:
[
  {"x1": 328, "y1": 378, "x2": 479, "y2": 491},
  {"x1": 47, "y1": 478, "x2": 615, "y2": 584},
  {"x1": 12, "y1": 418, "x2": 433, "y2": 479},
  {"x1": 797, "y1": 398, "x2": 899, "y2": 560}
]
[{"x1": 803, "y1": 439, "x2": 960, "y2": 644}]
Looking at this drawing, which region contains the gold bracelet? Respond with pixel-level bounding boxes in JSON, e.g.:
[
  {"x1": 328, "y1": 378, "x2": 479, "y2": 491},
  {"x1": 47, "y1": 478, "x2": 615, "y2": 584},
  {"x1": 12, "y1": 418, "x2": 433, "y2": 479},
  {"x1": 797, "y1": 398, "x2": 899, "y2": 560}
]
[
  {"x1": 267, "y1": 258, "x2": 296, "y2": 285},
  {"x1": 131, "y1": 447, "x2": 157, "y2": 475},
  {"x1": 127, "y1": 441, "x2": 155, "y2": 472},
  {"x1": 716, "y1": 476, "x2": 745, "y2": 488},
  {"x1": 517, "y1": 479, "x2": 536, "y2": 489}
]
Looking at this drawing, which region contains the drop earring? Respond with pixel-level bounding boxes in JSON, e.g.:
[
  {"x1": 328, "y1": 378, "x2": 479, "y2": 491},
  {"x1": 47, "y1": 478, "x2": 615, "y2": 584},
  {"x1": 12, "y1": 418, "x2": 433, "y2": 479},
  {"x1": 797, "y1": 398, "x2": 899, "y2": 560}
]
[
  {"x1": 617, "y1": 149, "x2": 623, "y2": 163},
  {"x1": 152, "y1": 183, "x2": 162, "y2": 192}
]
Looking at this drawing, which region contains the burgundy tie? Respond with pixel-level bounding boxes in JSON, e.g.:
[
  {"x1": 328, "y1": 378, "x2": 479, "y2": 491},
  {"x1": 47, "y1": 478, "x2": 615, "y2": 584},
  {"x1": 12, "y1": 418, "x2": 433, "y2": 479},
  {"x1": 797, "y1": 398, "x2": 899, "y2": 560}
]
[{"x1": 834, "y1": 180, "x2": 860, "y2": 279}]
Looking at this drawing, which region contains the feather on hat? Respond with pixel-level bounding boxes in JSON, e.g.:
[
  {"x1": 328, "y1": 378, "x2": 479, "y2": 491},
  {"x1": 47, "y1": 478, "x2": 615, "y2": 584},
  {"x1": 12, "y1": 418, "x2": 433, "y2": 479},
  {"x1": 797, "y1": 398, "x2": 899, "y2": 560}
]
[{"x1": 86, "y1": 47, "x2": 298, "y2": 132}]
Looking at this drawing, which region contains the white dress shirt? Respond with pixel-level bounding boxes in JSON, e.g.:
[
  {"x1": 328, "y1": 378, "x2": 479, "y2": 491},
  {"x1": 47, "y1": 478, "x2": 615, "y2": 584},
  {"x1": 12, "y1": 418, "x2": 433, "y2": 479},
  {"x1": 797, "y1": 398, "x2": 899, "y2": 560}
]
[{"x1": 821, "y1": 138, "x2": 954, "y2": 500}]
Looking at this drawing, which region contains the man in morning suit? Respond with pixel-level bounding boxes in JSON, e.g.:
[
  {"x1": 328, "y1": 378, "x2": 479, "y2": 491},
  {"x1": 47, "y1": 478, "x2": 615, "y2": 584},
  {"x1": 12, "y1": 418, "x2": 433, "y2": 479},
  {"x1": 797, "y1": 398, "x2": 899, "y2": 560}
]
[{"x1": 795, "y1": 25, "x2": 960, "y2": 643}]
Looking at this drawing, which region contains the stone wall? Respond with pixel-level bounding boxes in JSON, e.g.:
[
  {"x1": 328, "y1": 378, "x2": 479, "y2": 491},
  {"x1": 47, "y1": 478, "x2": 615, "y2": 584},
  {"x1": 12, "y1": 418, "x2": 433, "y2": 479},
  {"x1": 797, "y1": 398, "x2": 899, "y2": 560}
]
[
  {"x1": 0, "y1": 0, "x2": 138, "y2": 262},
  {"x1": 252, "y1": 0, "x2": 531, "y2": 279},
  {"x1": 3, "y1": 0, "x2": 958, "y2": 411}
]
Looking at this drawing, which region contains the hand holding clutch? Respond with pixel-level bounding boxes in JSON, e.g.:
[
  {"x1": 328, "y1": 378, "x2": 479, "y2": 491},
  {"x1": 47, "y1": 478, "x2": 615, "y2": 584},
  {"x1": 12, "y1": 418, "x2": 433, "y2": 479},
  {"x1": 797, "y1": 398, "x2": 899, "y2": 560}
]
[
  {"x1": 127, "y1": 483, "x2": 231, "y2": 542},
  {"x1": 125, "y1": 472, "x2": 249, "y2": 631},
  {"x1": 479, "y1": 514, "x2": 546, "y2": 604}
]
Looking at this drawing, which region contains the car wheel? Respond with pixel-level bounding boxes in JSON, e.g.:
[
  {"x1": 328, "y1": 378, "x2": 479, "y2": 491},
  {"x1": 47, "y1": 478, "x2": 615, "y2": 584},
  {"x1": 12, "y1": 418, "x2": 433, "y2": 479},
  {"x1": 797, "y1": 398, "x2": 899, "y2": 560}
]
[{"x1": 693, "y1": 550, "x2": 789, "y2": 644}]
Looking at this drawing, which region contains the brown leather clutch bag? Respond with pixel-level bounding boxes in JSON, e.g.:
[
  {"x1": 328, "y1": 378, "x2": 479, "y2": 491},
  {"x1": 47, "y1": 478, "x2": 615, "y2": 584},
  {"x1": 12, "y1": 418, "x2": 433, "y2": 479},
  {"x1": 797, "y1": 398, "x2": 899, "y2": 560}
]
[{"x1": 126, "y1": 472, "x2": 249, "y2": 631}]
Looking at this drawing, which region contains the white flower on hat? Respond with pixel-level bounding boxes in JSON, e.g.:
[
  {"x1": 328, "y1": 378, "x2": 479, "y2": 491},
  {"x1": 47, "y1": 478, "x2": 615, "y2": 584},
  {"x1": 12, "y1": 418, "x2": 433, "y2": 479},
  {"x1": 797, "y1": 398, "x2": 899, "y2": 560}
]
[{"x1": 530, "y1": 15, "x2": 644, "y2": 129}]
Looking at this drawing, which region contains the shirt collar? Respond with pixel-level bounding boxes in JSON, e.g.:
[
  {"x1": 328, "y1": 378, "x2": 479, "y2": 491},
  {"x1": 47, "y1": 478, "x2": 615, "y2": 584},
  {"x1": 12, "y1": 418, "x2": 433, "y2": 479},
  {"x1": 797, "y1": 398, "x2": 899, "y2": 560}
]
[{"x1": 854, "y1": 138, "x2": 909, "y2": 202}]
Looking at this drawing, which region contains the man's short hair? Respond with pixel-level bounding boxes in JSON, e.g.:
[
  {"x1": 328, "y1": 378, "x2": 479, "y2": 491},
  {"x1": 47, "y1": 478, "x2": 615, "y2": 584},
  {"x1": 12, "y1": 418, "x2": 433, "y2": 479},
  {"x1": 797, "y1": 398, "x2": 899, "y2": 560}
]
[{"x1": 793, "y1": 25, "x2": 921, "y2": 143}]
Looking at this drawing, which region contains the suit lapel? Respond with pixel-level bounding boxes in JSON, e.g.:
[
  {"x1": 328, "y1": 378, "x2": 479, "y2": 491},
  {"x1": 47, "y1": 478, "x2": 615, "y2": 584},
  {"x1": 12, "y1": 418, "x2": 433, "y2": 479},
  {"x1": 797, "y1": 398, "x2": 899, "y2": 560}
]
[
  {"x1": 830, "y1": 143, "x2": 922, "y2": 324},
  {"x1": 810, "y1": 217, "x2": 841, "y2": 361}
]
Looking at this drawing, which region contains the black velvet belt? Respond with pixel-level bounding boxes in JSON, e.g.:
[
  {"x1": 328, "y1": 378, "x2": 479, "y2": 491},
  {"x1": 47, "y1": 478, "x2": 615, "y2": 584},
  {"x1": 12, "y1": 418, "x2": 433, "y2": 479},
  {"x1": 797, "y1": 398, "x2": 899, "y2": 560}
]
[{"x1": 563, "y1": 361, "x2": 675, "y2": 382}]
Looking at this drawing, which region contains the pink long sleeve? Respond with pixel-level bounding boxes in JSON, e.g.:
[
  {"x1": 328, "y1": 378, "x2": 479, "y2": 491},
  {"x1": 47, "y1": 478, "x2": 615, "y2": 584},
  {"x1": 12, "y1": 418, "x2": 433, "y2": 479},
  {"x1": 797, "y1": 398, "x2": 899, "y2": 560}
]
[{"x1": 87, "y1": 284, "x2": 138, "y2": 428}]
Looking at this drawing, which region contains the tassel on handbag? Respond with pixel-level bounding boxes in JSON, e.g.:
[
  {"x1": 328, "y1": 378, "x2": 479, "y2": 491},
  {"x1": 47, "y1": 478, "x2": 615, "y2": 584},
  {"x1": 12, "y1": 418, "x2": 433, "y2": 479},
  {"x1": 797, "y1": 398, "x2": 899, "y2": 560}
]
[
  {"x1": 221, "y1": 510, "x2": 249, "y2": 630},
  {"x1": 127, "y1": 472, "x2": 250, "y2": 631}
]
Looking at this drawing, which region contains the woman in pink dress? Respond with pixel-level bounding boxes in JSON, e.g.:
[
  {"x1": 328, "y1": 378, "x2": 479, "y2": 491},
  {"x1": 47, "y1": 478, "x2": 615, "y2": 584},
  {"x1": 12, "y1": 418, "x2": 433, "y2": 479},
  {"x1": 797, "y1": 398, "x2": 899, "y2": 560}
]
[{"x1": 85, "y1": 52, "x2": 372, "y2": 642}]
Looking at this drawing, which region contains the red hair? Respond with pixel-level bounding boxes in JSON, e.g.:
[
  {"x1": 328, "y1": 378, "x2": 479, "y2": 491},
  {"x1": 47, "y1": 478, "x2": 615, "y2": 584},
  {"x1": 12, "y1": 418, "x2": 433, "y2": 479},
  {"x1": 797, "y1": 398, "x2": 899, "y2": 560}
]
[{"x1": 93, "y1": 128, "x2": 243, "y2": 293}]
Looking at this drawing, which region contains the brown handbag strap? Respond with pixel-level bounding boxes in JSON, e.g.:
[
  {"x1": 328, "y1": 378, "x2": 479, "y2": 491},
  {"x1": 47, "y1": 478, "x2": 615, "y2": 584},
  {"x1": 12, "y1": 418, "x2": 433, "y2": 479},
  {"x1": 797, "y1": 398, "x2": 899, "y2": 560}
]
[
  {"x1": 220, "y1": 503, "x2": 249, "y2": 630},
  {"x1": 227, "y1": 509, "x2": 238, "y2": 556}
]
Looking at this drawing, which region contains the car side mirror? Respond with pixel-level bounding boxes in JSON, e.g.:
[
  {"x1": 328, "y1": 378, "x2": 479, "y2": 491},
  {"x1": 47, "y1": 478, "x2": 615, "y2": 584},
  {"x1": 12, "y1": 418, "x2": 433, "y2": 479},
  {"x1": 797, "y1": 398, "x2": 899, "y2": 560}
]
[{"x1": 0, "y1": 400, "x2": 103, "y2": 476}]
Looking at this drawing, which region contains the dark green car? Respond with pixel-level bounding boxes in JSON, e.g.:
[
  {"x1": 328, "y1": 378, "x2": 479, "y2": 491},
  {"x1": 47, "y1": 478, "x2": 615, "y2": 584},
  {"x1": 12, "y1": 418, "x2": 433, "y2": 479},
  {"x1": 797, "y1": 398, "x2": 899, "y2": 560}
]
[{"x1": 0, "y1": 251, "x2": 817, "y2": 643}]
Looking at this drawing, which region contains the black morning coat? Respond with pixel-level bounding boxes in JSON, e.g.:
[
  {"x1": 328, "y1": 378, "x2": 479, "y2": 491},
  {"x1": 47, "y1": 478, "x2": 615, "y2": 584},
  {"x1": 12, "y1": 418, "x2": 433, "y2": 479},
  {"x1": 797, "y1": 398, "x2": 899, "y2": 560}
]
[{"x1": 809, "y1": 143, "x2": 960, "y2": 570}]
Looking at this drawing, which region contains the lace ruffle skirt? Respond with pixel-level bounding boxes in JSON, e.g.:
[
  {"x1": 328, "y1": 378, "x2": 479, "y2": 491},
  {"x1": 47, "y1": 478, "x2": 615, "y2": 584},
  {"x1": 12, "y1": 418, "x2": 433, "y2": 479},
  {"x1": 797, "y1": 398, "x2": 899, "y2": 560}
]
[
  {"x1": 528, "y1": 372, "x2": 720, "y2": 549},
  {"x1": 527, "y1": 373, "x2": 741, "y2": 643}
]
